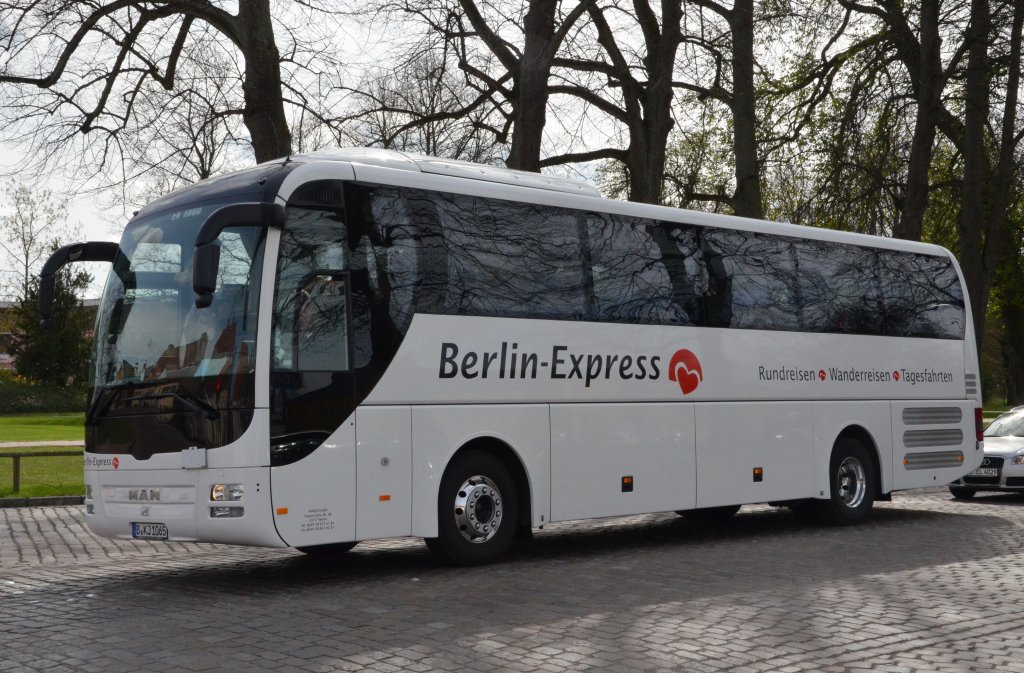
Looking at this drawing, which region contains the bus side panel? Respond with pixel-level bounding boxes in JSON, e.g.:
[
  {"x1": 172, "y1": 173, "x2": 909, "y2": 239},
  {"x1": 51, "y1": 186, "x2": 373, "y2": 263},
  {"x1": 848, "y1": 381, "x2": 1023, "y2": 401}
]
[
  {"x1": 271, "y1": 417, "x2": 356, "y2": 547},
  {"x1": 890, "y1": 400, "x2": 981, "y2": 490},
  {"x1": 409, "y1": 405, "x2": 550, "y2": 538},
  {"x1": 811, "y1": 402, "x2": 893, "y2": 497},
  {"x1": 549, "y1": 403, "x2": 696, "y2": 521},
  {"x1": 355, "y1": 406, "x2": 413, "y2": 540},
  {"x1": 695, "y1": 402, "x2": 813, "y2": 507}
]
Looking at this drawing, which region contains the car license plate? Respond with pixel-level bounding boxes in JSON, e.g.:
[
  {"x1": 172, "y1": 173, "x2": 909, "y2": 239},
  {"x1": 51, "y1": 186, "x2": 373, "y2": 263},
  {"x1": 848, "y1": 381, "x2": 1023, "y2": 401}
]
[
  {"x1": 970, "y1": 467, "x2": 999, "y2": 477},
  {"x1": 131, "y1": 522, "x2": 168, "y2": 540}
]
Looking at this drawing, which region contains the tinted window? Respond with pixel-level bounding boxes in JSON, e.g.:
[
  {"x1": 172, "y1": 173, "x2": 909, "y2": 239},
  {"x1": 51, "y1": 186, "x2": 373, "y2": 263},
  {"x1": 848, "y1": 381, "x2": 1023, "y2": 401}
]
[
  {"x1": 877, "y1": 250, "x2": 965, "y2": 338},
  {"x1": 703, "y1": 229, "x2": 800, "y2": 331},
  {"x1": 792, "y1": 238, "x2": 883, "y2": 335},
  {"x1": 272, "y1": 205, "x2": 352, "y2": 371},
  {"x1": 585, "y1": 213, "x2": 694, "y2": 325},
  {"x1": 348, "y1": 184, "x2": 965, "y2": 340},
  {"x1": 434, "y1": 192, "x2": 587, "y2": 320}
]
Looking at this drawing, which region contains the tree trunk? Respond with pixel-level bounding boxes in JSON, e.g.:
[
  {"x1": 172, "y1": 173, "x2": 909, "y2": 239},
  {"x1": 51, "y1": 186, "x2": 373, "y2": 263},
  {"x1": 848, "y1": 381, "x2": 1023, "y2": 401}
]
[
  {"x1": 626, "y1": 0, "x2": 683, "y2": 205},
  {"x1": 728, "y1": 0, "x2": 763, "y2": 219},
  {"x1": 236, "y1": 0, "x2": 292, "y2": 162},
  {"x1": 894, "y1": 0, "x2": 941, "y2": 242},
  {"x1": 956, "y1": 0, "x2": 992, "y2": 348},
  {"x1": 507, "y1": 0, "x2": 557, "y2": 172}
]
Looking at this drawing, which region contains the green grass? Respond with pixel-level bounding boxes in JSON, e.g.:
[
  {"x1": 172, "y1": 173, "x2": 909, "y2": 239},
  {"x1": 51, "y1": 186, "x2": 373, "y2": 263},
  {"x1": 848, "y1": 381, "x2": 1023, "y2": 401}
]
[
  {"x1": 0, "y1": 413, "x2": 85, "y2": 443},
  {"x1": 0, "y1": 445, "x2": 84, "y2": 498}
]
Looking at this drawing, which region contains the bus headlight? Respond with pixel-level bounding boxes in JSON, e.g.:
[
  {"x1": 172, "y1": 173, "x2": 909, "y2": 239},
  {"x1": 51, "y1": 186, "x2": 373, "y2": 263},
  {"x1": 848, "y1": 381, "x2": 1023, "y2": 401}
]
[{"x1": 211, "y1": 483, "x2": 245, "y2": 501}]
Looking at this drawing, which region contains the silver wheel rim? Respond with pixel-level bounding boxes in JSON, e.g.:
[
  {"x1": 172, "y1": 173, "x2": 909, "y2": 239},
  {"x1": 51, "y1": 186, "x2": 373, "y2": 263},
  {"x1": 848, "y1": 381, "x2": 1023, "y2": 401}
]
[
  {"x1": 453, "y1": 475, "x2": 503, "y2": 543},
  {"x1": 837, "y1": 456, "x2": 867, "y2": 508}
]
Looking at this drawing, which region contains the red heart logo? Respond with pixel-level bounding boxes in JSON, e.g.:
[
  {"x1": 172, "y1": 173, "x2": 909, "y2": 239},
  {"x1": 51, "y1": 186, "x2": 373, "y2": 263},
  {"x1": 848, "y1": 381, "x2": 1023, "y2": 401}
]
[
  {"x1": 112, "y1": 457, "x2": 120, "y2": 470},
  {"x1": 668, "y1": 349, "x2": 703, "y2": 396}
]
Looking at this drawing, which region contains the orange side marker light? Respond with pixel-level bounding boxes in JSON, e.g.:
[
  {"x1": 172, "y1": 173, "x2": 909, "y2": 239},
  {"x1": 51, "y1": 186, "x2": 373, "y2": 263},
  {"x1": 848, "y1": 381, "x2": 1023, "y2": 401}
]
[{"x1": 276, "y1": 507, "x2": 289, "y2": 515}]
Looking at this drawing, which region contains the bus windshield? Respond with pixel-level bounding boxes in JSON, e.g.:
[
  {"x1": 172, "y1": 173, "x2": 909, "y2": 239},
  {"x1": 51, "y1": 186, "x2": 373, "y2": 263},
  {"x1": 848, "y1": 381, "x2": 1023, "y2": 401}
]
[{"x1": 92, "y1": 200, "x2": 267, "y2": 416}]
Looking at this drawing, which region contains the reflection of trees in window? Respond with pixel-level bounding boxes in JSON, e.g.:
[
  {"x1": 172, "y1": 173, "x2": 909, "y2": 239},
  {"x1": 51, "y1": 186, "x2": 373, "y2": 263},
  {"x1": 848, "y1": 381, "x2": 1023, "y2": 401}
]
[
  {"x1": 793, "y1": 239, "x2": 881, "y2": 334},
  {"x1": 273, "y1": 207, "x2": 348, "y2": 371},
  {"x1": 586, "y1": 213, "x2": 692, "y2": 325},
  {"x1": 362, "y1": 188, "x2": 423, "y2": 334},
  {"x1": 877, "y1": 250, "x2": 965, "y2": 338},
  {"x1": 704, "y1": 229, "x2": 799, "y2": 331},
  {"x1": 336, "y1": 182, "x2": 966, "y2": 341},
  {"x1": 650, "y1": 224, "x2": 706, "y2": 326},
  {"x1": 130, "y1": 242, "x2": 181, "y2": 272},
  {"x1": 435, "y1": 194, "x2": 586, "y2": 320},
  {"x1": 296, "y1": 275, "x2": 349, "y2": 371}
]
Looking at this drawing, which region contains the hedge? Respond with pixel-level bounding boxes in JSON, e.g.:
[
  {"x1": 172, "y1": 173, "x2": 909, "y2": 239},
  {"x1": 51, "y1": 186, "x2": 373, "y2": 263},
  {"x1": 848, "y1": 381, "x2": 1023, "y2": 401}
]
[{"x1": 0, "y1": 377, "x2": 88, "y2": 414}]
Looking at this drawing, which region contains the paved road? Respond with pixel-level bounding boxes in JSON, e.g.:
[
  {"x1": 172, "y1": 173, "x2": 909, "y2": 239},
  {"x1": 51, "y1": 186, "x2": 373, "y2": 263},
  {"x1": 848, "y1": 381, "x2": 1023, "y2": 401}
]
[{"x1": 2, "y1": 490, "x2": 1023, "y2": 673}]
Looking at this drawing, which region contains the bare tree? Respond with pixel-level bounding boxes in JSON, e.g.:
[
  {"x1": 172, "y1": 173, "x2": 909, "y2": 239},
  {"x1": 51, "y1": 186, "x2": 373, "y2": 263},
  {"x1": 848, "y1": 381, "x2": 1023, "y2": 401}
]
[
  {"x1": 338, "y1": 47, "x2": 505, "y2": 163},
  {"x1": 0, "y1": 183, "x2": 69, "y2": 302},
  {"x1": 385, "y1": 0, "x2": 595, "y2": 171},
  {"x1": 838, "y1": 0, "x2": 1024, "y2": 348},
  {"x1": 0, "y1": 0, "x2": 346, "y2": 182}
]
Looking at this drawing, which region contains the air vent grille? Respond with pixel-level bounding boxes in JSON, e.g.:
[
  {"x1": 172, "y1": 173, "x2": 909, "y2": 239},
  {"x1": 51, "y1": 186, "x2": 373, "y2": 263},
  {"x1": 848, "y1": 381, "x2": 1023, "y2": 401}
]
[
  {"x1": 903, "y1": 450, "x2": 964, "y2": 470},
  {"x1": 902, "y1": 407, "x2": 963, "y2": 425},
  {"x1": 903, "y1": 429, "x2": 964, "y2": 448}
]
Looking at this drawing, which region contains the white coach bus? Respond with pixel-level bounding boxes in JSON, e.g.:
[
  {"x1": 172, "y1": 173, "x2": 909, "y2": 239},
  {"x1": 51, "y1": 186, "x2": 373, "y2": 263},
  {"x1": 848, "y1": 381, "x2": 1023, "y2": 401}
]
[{"x1": 41, "y1": 148, "x2": 982, "y2": 565}]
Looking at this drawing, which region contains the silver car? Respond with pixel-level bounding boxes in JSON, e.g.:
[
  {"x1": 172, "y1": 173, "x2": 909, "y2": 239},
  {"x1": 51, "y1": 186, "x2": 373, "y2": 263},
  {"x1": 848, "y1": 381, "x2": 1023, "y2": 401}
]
[{"x1": 950, "y1": 407, "x2": 1024, "y2": 498}]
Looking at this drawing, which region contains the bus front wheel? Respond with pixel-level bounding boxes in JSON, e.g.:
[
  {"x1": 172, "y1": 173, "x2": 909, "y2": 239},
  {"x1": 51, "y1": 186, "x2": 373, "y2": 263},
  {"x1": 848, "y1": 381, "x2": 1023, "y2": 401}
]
[{"x1": 426, "y1": 450, "x2": 519, "y2": 566}]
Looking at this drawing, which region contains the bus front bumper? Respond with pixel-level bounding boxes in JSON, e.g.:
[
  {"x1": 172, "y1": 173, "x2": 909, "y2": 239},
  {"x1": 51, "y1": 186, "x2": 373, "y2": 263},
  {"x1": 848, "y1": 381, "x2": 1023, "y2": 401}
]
[{"x1": 84, "y1": 465, "x2": 287, "y2": 548}]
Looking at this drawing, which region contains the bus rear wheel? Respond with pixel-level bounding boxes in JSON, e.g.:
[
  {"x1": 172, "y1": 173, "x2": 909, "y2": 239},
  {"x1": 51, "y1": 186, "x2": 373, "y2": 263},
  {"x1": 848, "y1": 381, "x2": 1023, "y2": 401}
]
[
  {"x1": 792, "y1": 438, "x2": 877, "y2": 525},
  {"x1": 820, "y1": 438, "x2": 877, "y2": 525},
  {"x1": 949, "y1": 486, "x2": 976, "y2": 499},
  {"x1": 426, "y1": 450, "x2": 518, "y2": 566}
]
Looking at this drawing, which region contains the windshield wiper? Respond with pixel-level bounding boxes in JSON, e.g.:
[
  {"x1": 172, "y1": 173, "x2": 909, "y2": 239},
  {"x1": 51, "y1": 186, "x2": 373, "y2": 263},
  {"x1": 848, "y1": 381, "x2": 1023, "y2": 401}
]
[
  {"x1": 86, "y1": 382, "x2": 135, "y2": 426},
  {"x1": 130, "y1": 391, "x2": 221, "y2": 420}
]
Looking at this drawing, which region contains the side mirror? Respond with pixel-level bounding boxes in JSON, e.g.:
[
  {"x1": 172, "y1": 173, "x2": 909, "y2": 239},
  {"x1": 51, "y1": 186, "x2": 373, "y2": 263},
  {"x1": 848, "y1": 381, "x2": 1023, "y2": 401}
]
[
  {"x1": 39, "y1": 241, "x2": 120, "y2": 327},
  {"x1": 192, "y1": 202, "x2": 285, "y2": 308}
]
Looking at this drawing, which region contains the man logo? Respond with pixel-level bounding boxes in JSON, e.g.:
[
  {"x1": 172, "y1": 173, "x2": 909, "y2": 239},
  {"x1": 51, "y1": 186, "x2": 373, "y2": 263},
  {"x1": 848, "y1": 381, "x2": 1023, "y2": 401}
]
[{"x1": 668, "y1": 349, "x2": 703, "y2": 396}]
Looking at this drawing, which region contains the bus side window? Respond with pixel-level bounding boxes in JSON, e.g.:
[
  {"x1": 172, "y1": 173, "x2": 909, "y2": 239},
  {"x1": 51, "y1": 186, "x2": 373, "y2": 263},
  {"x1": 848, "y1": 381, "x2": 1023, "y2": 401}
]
[
  {"x1": 295, "y1": 273, "x2": 350, "y2": 372},
  {"x1": 585, "y1": 213, "x2": 691, "y2": 325},
  {"x1": 703, "y1": 229, "x2": 801, "y2": 330}
]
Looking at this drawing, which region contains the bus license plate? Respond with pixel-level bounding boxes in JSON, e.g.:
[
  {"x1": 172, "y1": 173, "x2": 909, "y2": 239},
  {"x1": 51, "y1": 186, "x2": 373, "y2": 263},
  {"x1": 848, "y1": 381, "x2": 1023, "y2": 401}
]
[
  {"x1": 970, "y1": 467, "x2": 998, "y2": 477},
  {"x1": 131, "y1": 522, "x2": 168, "y2": 540}
]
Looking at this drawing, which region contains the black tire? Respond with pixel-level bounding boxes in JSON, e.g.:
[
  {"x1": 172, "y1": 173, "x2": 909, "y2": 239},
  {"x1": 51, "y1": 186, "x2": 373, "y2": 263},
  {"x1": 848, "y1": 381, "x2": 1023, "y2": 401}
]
[
  {"x1": 677, "y1": 504, "x2": 741, "y2": 522},
  {"x1": 949, "y1": 486, "x2": 977, "y2": 500},
  {"x1": 818, "y1": 437, "x2": 877, "y2": 525},
  {"x1": 425, "y1": 450, "x2": 518, "y2": 566},
  {"x1": 296, "y1": 541, "x2": 357, "y2": 556}
]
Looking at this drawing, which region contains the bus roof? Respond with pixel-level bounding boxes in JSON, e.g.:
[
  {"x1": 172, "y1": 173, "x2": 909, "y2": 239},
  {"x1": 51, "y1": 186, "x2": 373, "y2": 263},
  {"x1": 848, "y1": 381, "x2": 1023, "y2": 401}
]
[
  {"x1": 285, "y1": 148, "x2": 603, "y2": 198},
  {"x1": 281, "y1": 148, "x2": 953, "y2": 261},
  {"x1": 135, "y1": 147, "x2": 955, "y2": 263}
]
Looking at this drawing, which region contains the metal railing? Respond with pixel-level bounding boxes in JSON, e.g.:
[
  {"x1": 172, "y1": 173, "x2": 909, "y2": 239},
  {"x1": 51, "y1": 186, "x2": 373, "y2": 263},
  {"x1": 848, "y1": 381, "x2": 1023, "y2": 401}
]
[{"x1": 1, "y1": 451, "x2": 81, "y2": 493}]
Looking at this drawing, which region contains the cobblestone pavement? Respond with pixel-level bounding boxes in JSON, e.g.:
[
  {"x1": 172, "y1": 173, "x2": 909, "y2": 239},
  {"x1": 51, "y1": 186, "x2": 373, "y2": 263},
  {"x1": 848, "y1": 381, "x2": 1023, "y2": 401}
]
[{"x1": 2, "y1": 490, "x2": 1024, "y2": 673}]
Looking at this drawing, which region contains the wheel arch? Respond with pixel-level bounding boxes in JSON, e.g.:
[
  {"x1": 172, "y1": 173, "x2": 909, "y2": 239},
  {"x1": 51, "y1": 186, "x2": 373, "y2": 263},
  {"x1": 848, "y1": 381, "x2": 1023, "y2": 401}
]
[
  {"x1": 442, "y1": 436, "x2": 534, "y2": 537},
  {"x1": 834, "y1": 424, "x2": 884, "y2": 499}
]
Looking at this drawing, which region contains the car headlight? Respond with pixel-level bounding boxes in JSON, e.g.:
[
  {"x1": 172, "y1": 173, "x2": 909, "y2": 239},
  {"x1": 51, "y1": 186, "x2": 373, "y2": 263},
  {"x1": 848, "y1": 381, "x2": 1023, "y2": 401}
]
[{"x1": 1010, "y1": 455, "x2": 1024, "y2": 465}]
